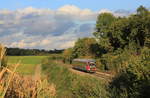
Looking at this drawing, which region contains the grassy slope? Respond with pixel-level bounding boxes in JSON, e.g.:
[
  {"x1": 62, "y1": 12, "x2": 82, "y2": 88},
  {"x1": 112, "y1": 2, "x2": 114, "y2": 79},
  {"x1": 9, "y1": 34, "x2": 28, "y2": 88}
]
[
  {"x1": 7, "y1": 56, "x2": 47, "y2": 75},
  {"x1": 42, "y1": 58, "x2": 109, "y2": 98}
]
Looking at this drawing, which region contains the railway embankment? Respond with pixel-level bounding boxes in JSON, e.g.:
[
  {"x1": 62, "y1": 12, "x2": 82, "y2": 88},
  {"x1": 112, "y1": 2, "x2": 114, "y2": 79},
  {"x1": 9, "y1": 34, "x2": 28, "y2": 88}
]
[
  {"x1": 55, "y1": 60, "x2": 113, "y2": 81},
  {"x1": 41, "y1": 58, "x2": 109, "y2": 98}
]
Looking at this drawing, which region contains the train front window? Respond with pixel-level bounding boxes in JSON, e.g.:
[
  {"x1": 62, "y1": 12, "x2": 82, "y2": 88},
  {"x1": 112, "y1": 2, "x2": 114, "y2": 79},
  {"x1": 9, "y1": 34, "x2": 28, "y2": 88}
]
[{"x1": 90, "y1": 63, "x2": 95, "y2": 67}]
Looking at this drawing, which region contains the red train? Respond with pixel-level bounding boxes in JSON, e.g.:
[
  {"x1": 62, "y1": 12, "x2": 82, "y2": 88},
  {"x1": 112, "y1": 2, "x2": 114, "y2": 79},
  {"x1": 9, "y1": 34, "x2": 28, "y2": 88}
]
[{"x1": 72, "y1": 59, "x2": 96, "y2": 73}]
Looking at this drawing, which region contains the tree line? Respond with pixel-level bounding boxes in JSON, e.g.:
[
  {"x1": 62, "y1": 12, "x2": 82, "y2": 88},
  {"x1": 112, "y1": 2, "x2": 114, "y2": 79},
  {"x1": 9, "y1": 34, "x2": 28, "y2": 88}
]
[{"x1": 6, "y1": 48, "x2": 64, "y2": 56}]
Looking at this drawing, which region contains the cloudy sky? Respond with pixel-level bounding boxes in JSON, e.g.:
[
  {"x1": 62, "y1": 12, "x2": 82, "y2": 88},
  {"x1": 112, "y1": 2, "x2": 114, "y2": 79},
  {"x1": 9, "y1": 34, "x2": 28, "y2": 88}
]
[{"x1": 0, "y1": 0, "x2": 149, "y2": 49}]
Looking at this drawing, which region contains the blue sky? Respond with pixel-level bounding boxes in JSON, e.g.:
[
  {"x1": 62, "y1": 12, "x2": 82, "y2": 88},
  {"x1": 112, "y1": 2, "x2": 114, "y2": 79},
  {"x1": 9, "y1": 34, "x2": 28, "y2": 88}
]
[
  {"x1": 0, "y1": 0, "x2": 150, "y2": 11},
  {"x1": 0, "y1": 0, "x2": 149, "y2": 49}
]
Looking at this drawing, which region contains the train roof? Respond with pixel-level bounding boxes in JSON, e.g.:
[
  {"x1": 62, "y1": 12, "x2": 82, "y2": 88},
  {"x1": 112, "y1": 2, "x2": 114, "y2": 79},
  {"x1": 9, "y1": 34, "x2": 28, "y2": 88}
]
[{"x1": 73, "y1": 59, "x2": 95, "y2": 63}]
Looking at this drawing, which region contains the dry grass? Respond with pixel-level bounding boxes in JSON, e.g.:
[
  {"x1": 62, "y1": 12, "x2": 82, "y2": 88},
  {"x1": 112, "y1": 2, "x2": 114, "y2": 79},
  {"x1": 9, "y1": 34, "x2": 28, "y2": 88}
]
[
  {"x1": 0, "y1": 65, "x2": 56, "y2": 98},
  {"x1": 0, "y1": 44, "x2": 5, "y2": 61},
  {"x1": 0, "y1": 44, "x2": 56, "y2": 98},
  {"x1": 0, "y1": 44, "x2": 6, "y2": 67}
]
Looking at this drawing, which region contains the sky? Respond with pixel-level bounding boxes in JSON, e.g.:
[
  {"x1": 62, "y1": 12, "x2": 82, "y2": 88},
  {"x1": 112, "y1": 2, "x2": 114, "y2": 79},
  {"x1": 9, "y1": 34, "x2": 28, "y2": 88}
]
[
  {"x1": 0, "y1": 0, "x2": 149, "y2": 49},
  {"x1": 0, "y1": 0, "x2": 150, "y2": 11}
]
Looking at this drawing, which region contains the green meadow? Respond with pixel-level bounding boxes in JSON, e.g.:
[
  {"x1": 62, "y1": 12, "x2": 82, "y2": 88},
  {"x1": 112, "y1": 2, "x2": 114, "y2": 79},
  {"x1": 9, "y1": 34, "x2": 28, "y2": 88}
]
[{"x1": 7, "y1": 56, "x2": 47, "y2": 75}]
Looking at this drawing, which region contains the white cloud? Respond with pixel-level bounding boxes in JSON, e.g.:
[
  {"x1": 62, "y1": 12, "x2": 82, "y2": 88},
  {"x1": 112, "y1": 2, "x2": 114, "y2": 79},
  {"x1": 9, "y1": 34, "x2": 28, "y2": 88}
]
[
  {"x1": 41, "y1": 39, "x2": 52, "y2": 45},
  {"x1": 0, "y1": 5, "x2": 131, "y2": 49},
  {"x1": 99, "y1": 9, "x2": 112, "y2": 14},
  {"x1": 60, "y1": 41, "x2": 75, "y2": 49},
  {"x1": 57, "y1": 5, "x2": 97, "y2": 21},
  {"x1": 98, "y1": 9, "x2": 132, "y2": 17},
  {"x1": 58, "y1": 5, "x2": 81, "y2": 14}
]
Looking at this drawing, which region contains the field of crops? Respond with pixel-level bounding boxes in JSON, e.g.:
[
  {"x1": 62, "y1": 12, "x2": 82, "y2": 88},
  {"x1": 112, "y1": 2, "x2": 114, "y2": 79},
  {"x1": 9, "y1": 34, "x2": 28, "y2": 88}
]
[{"x1": 7, "y1": 56, "x2": 47, "y2": 75}]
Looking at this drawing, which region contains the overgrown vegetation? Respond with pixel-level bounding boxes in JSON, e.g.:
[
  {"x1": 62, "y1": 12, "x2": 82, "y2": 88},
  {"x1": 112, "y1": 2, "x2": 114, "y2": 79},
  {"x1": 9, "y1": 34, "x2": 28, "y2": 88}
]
[
  {"x1": 42, "y1": 58, "x2": 109, "y2": 98},
  {"x1": 109, "y1": 47, "x2": 150, "y2": 98}
]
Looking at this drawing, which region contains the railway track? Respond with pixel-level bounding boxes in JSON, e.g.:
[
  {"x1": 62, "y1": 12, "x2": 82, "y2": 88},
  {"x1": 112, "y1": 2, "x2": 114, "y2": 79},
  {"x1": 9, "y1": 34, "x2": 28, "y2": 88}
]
[
  {"x1": 93, "y1": 72, "x2": 112, "y2": 80},
  {"x1": 56, "y1": 60, "x2": 113, "y2": 80},
  {"x1": 71, "y1": 67, "x2": 113, "y2": 81}
]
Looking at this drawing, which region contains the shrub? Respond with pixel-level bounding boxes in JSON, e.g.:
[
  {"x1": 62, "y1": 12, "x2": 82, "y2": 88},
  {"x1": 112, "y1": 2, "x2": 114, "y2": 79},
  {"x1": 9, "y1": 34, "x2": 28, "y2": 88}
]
[{"x1": 109, "y1": 47, "x2": 150, "y2": 98}]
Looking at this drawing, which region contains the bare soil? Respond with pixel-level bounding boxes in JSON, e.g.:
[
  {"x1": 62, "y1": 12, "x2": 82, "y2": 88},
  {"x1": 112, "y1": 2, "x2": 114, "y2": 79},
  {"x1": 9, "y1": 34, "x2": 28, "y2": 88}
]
[{"x1": 33, "y1": 64, "x2": 41, "y2": 81}]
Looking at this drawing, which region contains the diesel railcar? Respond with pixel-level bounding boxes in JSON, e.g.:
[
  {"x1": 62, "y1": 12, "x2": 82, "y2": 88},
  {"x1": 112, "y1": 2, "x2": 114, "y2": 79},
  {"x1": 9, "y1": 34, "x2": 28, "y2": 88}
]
[{"x1": 72, "y1": 59, "x2": 96, "y2": 73}]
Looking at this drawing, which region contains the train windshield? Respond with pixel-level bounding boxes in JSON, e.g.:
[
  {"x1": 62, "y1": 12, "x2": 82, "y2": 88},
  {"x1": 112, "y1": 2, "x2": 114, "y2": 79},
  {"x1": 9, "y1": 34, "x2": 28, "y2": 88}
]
[{"x1": 89, "y1": 63, "x2": 96, "y2": 66}]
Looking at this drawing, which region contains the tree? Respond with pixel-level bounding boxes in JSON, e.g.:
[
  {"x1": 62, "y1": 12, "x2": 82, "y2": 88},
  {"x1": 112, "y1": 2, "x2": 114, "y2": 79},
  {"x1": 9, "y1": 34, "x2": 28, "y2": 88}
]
[
  {"x1": 137, "y1": 5, "x2": 149, "y2": 16},
  {"x1": 94, "y1": 6, "x2": 150, "y2": 52},
  {"x1": 72, "y1": 38, "x2": 102, "y2": 58},
  {"x1": 63, "y1": 48, "x2": 74, "y2": 63},
  {"x1": 94, "y1": 13, "x2": 117, "y2": 52},
  {"x1": 95, "y1": 13, "x2": 116, "y2": 34}
]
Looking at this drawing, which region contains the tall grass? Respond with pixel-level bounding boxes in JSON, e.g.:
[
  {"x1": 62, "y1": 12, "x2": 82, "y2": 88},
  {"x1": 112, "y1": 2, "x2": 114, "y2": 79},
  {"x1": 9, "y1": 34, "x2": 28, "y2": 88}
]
[
  {"x1": 0, "y1": 44, "x2": 56, "y2": 98},
  {"x1": 0, "y1": 66, "x2": 56, "y2": 98},
  {"x1": 42, "y1": 58, "x2": 109, "y2": 98},
  {"x1": 0, "y1": 44, "x2": 6, "y2": 68}
]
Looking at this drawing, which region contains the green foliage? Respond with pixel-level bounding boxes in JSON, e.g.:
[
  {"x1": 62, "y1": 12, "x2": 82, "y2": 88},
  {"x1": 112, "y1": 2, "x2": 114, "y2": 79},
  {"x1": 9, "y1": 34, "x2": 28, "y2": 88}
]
[
  {"x1": 94, "y1": 6, "x2": 150, "y2": 51},
  {"x1": 140, "y1": 47, "x2": 150, "y2": 68},
  {"x1": 42, "y1": 58, "x2": 109, "y2": 98},
  {"x1": 94, "y1": 13, "x2": 117, "y2": 51},
  {"x1": 101, "y1": 7, "x2": 150, "y2": 97},
  {"x1": 137, "y1": 5, "x2": 149, "y2": 16},
  {"x1": 72, "y1": 37, "x2": 105, "y2": 58},
  {"x1": 73, "y1": 38, "x2": 94, "y2": 57},
  {"x1": 71, "y1": 77, "x2": 108, "y2": 98},
  {"x1": 109, "y1": 47, "x2": 150, "y2": 98},
  {"x1": 63, "y1": 48, "x2": 74, "y2": 63},
  {"x1": 95, "y1": 13, "x2": 116, "y2": 34}
]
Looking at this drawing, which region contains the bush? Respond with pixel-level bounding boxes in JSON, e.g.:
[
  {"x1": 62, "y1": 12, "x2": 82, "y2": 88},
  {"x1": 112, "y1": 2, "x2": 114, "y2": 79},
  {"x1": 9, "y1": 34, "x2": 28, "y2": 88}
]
[
  {"x1": 99, "y1": 49, "x2": 130, "y2": 72},
  {"x1": 109, "y1": 47, "x2": 150, "y2": 98}
]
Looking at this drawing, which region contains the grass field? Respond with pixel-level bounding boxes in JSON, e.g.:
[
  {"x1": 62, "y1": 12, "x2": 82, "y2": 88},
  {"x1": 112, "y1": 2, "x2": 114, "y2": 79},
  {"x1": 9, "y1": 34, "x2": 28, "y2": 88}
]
[{"x1": 7, "y1": 56, "x2": 47, "y2": 75}]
